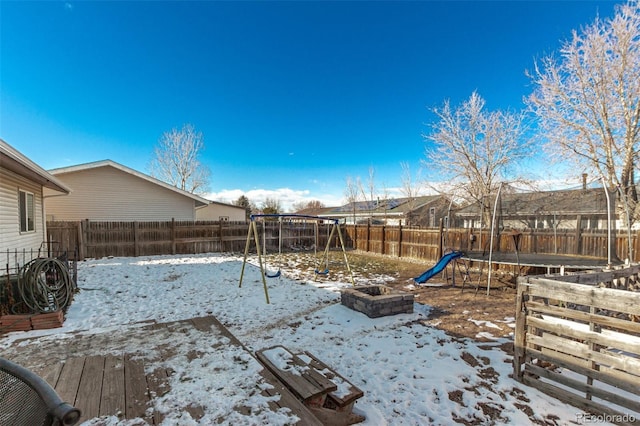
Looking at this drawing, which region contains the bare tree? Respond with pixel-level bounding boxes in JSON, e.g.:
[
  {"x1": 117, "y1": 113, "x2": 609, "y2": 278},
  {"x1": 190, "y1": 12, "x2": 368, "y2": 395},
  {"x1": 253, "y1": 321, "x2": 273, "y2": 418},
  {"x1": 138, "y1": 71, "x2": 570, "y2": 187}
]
[
  {"x1": 261, "y1": 198, "x2": 282, "y2": 215},
  {"x1": 149, "y1": 124, "x2": 211, "y2": 194},
  {"x1": 353, "y1": 166, "x2": 378, "y2": 220},
  {"x1": 306, "y1": 200, "x2": 325, "y2": 209},
  {"x1": 526, "y1": 0, "x2": 640, "y2": 240},
  {"x1": 291, "y1": 200, "x2": 326, "y2": 212},
  {"x1": 423, "y1": 92, "x2": 531, "y2": 222},
  {"x1": 366, "y1": 166, "x2": 376, "y2": 210},
  {"x1": 378, "y1": 183, "x2": 391, "y2": 223},
  {"x1": 400, "y1": 162, "x2": 422, "y2": 226},
  {"x1": 344, "y1": 176, "x2": 360, "y2": 225}
]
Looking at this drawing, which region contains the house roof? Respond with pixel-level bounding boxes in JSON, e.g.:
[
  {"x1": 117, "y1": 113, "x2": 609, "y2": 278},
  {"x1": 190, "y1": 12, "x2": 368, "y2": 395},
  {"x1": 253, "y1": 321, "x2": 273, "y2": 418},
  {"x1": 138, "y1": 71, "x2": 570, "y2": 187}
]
[
  {"x1": 0, "y1": 139, "x2": 71, "y2": 193},
  {"x1": 195, "y1": 199, "x2": 246, "y2": 211},
  {"x1": 455, "y1": 187, "x2": 609, "y2": 217},
  {"x1": 293, "y1": 206, "x2": 337, "y2": 217},
  {"x1": 48, "y1": 159, "x2": 209, "y2": 207},
  {"x1": 321, "y1": 195, "x2": 446, "y2": 217}
]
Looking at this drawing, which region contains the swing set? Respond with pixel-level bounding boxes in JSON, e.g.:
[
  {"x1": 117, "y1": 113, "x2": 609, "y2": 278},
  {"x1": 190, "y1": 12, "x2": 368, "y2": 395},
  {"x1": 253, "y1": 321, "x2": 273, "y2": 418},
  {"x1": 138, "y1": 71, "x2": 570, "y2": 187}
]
[{"x1": 239, "y1": 214, "x2": 355, "y2": 303}]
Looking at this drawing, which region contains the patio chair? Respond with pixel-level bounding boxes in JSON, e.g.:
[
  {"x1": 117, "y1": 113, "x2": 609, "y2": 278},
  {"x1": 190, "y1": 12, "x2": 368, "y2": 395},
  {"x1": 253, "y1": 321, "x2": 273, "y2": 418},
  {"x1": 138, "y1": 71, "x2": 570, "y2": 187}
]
[{"x1": 0, "y1": 357, "x2": 81, "y2": 425}]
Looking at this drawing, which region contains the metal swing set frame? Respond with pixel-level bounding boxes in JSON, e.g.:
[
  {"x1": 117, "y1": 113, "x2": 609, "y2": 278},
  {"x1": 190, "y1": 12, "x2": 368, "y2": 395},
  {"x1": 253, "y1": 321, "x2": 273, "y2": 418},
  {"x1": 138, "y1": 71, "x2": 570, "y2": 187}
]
[{"x1": 239, "y1": 214, "x2": 355, "y2": 303}]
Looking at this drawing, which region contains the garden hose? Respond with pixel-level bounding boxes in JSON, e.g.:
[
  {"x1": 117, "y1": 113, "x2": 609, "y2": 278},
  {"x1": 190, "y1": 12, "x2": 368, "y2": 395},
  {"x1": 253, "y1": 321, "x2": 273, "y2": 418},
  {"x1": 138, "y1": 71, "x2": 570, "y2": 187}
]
[{"x1": 18, "y1": 258, "x2": 73, "y2": 314}]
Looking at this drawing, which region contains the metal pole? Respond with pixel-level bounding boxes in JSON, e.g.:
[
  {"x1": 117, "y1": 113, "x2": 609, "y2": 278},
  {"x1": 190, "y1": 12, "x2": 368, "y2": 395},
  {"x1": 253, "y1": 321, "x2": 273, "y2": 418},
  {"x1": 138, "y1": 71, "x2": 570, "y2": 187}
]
[
  {"x1": 445, "y1": 197, "x2": 454, "y2": 247},
  {"x1": 279, "y1": 217, "x2": 283, "y2": 254},
  {"x1": 487, "y1": 182, "x2": 503, "y2": 296},
  {"x1": 602, "y1": 178, "x2": 612, "y2": 268},
  {"x1": 616, "y1": 184, "x2": 633, "y2": 263},
  {"x1": 239, "y1": 219, "x2": 254, "y2": 288},
  {"x1": 251, "y1": 220, "x2": 270, "y2": 304},
  {"x1": 335, "y1": 222, "x2": 356, "y2": 285}
]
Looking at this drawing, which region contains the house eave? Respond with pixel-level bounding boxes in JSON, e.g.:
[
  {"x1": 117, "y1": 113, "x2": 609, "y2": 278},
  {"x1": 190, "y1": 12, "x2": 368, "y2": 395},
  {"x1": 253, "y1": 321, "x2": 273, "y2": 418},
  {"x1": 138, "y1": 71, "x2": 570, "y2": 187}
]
[{"x1": 0, "y1": 139, "x2": 71, "y2": 194}]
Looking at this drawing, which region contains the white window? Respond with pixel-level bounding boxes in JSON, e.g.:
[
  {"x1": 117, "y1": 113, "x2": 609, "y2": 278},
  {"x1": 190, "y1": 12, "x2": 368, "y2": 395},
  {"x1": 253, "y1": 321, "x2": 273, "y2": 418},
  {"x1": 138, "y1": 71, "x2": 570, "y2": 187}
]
[{"x1": 19, "y1": 190, "x2": 35, "y2": 232}]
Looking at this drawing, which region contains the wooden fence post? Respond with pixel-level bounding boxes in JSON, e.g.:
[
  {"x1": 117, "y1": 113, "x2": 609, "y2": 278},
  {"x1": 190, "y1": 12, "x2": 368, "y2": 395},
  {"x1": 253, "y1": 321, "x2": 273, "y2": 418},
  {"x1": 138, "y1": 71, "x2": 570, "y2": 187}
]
[
  {"x1": 513, "y1": 279, "x2": 527, "y2": 382},
  {"x1": 366, "y1": 220, "x2": 371, "y2": 253},
  {"x1": 82, "y1": 219, "x2": 89, "y2": 260},
  {"x1": 398, "y1": 224, "x2": 403, "y2": 258},
  {"x1": 219, "y1": 221, "x2": 224, "y2": 253},
  {"x1": 438, "y1": 218, "x2": 444, "y2": 258},
  {"x1": 352, "y1": 224, "x2": 356, "y2": 250},
  {"x1": 381, "y1": 225, "x2": 386, "y2": 255},
  {"x1": 133, "y1": 221, "x2": 139, "y2": 257},
  {"x1": 171, "y1": 218, "x2": 176, "y2": 255},
  {"x1": 574, "y1": 214, "x2": 582, "y2": 256},
  {"x1": 77, "y1": 220, "x2": 85, "y2": 261}
]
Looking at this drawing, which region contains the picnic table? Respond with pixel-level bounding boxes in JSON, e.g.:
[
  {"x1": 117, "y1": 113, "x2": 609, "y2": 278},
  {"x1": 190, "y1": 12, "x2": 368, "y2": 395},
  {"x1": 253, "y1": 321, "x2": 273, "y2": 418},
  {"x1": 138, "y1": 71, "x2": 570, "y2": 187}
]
[{"x1": 256, "y1": 345, "x2": 365, "y2": 425}]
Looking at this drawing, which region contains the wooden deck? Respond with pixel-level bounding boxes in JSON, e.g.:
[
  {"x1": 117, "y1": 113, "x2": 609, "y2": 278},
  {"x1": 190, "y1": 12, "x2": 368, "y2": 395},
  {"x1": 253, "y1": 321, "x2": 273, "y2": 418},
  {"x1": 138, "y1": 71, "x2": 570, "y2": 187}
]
[{"x1": 24, "y1": 316, "x2": 322, "y2": 425}]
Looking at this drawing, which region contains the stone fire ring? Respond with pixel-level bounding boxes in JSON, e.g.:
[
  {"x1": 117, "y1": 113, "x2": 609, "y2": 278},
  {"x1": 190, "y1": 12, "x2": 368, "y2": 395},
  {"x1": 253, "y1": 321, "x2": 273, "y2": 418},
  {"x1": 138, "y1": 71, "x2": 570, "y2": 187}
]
[{"x1": 340, "y1": 284, "x2": 414, "y2": 318}]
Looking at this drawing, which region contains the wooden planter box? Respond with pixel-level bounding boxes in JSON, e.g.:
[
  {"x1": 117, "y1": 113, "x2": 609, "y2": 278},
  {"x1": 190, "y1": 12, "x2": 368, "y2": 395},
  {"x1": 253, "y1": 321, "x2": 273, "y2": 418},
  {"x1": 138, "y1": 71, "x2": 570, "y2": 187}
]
[{"x1": 0, "y1": 310, "x2": 64, "y2": 333}]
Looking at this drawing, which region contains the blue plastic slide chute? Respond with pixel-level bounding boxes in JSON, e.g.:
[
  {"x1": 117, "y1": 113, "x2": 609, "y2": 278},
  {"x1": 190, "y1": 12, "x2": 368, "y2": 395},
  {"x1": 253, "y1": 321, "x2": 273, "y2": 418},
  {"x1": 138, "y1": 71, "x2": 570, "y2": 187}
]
[{"x1": 414, "y1": 251, "x2": 464, "y2": 284}]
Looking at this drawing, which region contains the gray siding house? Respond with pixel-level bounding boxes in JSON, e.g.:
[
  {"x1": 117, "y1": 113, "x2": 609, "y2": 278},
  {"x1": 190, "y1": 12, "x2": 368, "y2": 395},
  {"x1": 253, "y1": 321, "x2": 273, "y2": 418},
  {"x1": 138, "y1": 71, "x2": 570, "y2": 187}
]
[
  {"x1": 454, "y1": 187, "x2": 611, "y2": 230},
  {"x1": 319, "y1": 196, "x2": 454, "y2": 227}
]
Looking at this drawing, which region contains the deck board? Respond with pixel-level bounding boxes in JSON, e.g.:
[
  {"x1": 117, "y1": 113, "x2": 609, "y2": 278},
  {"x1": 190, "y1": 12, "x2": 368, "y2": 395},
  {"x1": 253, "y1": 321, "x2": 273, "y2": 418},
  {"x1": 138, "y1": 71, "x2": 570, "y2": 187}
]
[
  {"x1": 55, "y1": 357, "x2": 85, "y2": 407},
  {"x1": 123, "y1": 355, "x2": 149, "y2": 421},
  {"x1": 32, "y1": 360, "x2": 63, "y2": 388},
  {"x1": 24, "y1": 316, "x2": 324, "y2": 425},
  {"x1": 146, "y1": 365, "x2": 169, "y2": 425},
  {"x1": 75, "y1": 356, "x2": 105, "y2": 422},
  {"x1": 100, "y1": 355, "x2": 126, "y2": 417}
]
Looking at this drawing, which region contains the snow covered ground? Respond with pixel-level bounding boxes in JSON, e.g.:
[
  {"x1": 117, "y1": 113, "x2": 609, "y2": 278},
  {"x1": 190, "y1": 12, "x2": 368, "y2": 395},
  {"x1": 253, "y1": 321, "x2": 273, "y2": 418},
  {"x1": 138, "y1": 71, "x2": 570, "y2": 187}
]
[{"x1": 0, "y1": 253, "x2": 613, "y2": 425}]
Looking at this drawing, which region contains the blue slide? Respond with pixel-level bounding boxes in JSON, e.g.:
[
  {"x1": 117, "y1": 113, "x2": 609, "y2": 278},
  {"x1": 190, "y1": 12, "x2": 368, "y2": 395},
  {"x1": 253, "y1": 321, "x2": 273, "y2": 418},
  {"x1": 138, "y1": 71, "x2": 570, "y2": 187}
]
[{"x1": 414, "y1": 251, "x2": 464, "y2": 284}]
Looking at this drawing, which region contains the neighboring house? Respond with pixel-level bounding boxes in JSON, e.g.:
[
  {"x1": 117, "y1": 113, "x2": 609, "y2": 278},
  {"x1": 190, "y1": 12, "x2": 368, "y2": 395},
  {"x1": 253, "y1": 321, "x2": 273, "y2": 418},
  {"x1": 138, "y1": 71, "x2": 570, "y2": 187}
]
[
  {"x1": 319, "y1": 196, "x2": 455, "y2": 227},
  {"x1": 0, "y1": 139, "x2": 70, "y2": 271},
  {"x1": 293, "y1": 206, "x2": 336, "y2": 218},
  {"x1": 195, "y1": 200, "x2": 247, "y2": 222},
  {"x1": 46, "y1": 160, "x2": 209, "y2": 221},
  {"x1": 454, "y1": 187, "x2": 612, "y2": 230}
]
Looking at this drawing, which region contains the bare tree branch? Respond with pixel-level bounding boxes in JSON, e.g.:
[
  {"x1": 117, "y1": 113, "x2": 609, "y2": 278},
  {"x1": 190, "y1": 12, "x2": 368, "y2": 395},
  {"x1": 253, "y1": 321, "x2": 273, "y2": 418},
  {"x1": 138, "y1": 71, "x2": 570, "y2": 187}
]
[
  {"x1": 344, "y1": 176, "x2": 360, "y2": 224},
  {"x1": 526, "y1": 1, "x2": 640, "y2": 229},
  {"x1": 423, "y1": 91, "x2": 532, "y2": 209},
  {"x1": 149, "y1": 123, "x2": 211, "y2": 194},
  {"x1": 400, "y1": 162, "x2": 423, "y2": 226}
]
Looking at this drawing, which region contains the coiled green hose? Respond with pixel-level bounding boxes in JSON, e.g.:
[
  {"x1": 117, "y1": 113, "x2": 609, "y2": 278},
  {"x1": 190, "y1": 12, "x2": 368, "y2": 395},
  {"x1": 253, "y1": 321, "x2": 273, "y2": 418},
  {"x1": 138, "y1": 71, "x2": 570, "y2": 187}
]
[{"x1": 18, "y1": 258, "x2": 73, "y2": 313}]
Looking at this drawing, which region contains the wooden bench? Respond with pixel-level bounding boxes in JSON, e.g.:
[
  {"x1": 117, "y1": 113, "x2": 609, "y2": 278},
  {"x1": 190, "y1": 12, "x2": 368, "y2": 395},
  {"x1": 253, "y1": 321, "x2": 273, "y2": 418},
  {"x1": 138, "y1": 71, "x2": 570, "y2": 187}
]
[{"x1": 256, "y1": 345, "x2": 365, "y2": 426}]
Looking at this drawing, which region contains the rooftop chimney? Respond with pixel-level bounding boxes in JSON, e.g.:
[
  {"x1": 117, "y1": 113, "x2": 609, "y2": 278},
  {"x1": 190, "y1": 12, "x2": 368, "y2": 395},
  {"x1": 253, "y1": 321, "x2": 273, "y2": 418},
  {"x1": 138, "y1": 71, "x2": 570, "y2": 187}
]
[{"x1": 582, "y1": 173, "x2": 588, "y2": 191}]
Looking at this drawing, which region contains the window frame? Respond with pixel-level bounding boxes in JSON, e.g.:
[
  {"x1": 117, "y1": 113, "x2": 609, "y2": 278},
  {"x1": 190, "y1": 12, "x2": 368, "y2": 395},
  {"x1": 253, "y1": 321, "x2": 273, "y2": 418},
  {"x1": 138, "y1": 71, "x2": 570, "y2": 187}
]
[{"x1": 18, "y1": 189, "x2": 36, "y2": 233}]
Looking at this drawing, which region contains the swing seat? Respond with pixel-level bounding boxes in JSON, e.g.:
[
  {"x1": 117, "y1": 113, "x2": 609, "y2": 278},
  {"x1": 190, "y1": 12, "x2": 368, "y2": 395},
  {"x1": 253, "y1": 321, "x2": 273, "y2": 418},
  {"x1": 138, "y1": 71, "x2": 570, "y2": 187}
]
[
  {"x1": 314, "y1": 268, "x2": 329, "y2": 275},
  {"x1": 266, "y1": 270, "x2": 281, "y2": 278}
]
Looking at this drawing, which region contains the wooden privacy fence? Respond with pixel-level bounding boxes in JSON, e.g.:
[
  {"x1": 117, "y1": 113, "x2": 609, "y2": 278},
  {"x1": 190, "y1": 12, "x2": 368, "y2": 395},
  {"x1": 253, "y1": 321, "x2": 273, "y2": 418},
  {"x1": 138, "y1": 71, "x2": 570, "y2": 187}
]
[
  {"x1": 47, "y1": 220, "x2": 640, "y2": 263},
  {"x1": 343, "y1": 224, "x2": 640, "y2": 261},
  {"x1": 47, "y1": 220, "x2": 249, "y2": 260},
  {"x1": 514, "y1": 268, "x2": 640, "y2": 425},
  {"x1": 46, "y1": 220, "x2": 339, "y2": 260}
]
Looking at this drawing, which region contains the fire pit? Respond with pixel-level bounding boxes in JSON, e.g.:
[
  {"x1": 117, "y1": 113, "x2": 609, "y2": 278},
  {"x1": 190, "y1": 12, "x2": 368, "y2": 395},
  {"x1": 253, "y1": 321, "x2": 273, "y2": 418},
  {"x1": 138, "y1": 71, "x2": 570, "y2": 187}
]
[{"x1": 340, "y1": 285, "x2": 414, "y2": 318}]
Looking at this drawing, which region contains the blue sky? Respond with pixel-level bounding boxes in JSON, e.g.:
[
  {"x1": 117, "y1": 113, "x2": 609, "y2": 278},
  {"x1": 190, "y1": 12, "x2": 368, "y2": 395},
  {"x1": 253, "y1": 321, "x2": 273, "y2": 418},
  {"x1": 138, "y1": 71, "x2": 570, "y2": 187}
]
[{"x1": 0, "y1": 0, "x2": 618, "y2": 210}]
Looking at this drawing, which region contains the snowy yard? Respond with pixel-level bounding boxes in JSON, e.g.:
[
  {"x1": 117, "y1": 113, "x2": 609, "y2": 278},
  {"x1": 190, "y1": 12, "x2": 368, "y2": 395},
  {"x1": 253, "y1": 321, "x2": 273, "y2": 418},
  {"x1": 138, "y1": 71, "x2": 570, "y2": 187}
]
[{"x1": 0, "y1": 253, "x2": 610, "y2": 425}]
